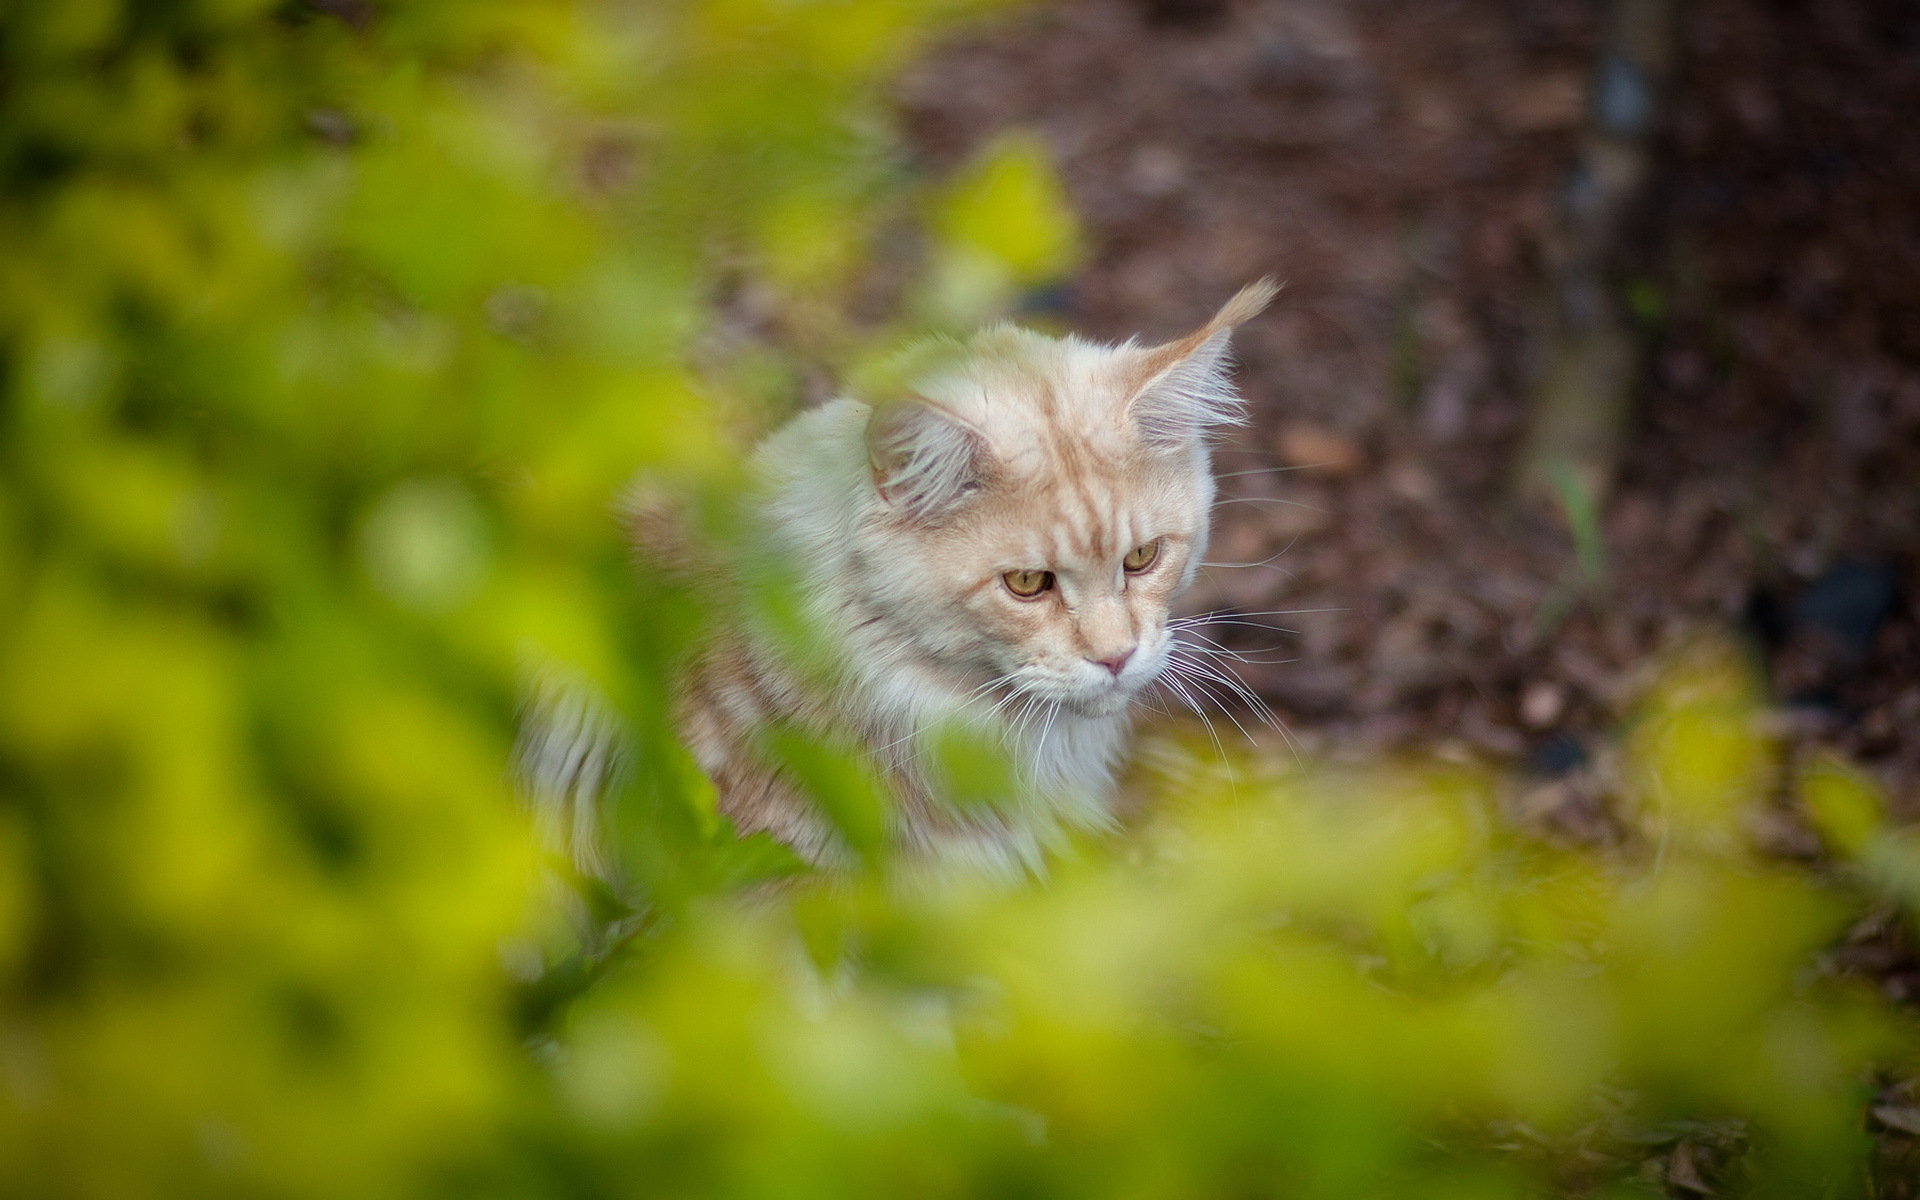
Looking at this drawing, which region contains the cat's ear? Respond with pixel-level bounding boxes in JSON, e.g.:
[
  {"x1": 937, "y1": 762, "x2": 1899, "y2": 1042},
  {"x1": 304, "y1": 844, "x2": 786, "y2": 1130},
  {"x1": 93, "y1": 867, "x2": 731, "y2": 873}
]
[
  {"x1": 866, "y1": 397, "x2": 994, "y2": 520},
  {"x1": 1126, "y1": 278, "x2": 1278, "y2": 446}
]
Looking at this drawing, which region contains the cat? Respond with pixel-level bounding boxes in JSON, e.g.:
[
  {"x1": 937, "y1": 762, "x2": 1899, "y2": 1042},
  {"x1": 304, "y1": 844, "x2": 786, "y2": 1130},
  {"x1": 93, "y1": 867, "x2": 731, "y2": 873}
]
[{"x1": 672, "y1": 279, "x2": 1278, "y2": 874}]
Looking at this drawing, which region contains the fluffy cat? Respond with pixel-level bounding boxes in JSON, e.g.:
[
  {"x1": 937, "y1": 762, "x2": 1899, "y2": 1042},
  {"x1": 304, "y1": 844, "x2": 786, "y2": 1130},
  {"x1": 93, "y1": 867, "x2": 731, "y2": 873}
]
[{"x1": 675, "y1": 280, "x2": 1277, "y2": 873}]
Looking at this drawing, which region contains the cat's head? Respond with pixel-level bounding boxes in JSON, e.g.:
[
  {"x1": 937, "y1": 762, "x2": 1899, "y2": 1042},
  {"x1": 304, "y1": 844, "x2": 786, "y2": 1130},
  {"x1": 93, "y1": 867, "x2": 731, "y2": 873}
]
[{"x1": 861, "y1": 280, "x2": 1275, "y2": 719}]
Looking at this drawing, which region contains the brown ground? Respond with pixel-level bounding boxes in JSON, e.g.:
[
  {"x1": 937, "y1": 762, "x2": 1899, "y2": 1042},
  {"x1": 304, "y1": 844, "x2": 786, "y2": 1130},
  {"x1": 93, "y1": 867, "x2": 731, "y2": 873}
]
[{"x1": 898, "y1": 0, "x2": 1920, "y2": 814}]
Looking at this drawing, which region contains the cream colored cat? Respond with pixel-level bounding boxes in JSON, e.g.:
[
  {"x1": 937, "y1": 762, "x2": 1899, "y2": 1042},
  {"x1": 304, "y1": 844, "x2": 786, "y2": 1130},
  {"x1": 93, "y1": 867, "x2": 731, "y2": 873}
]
[{"x1": 676, "y1": 280, "x2": 1277, "y2": 873}]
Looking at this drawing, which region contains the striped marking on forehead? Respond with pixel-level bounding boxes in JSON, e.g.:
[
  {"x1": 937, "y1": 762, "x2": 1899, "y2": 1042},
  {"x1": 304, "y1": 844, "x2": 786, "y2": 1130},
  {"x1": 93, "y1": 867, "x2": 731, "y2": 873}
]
[
  {"x1": 990, "y1": 393, "x2": 1136, "y2": 568},
  {"x1": 970, "y1": 353, "x2": 1160, "y2": 568},
  {"x1": 1028, "y1": 472, "x2": 1140, "y2": 568}
]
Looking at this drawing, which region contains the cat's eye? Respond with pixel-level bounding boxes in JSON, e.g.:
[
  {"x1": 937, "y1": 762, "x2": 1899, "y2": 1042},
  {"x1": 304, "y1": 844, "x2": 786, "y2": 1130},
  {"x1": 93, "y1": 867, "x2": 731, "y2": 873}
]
[
  {"x1": 1123, "y1": 539, "x2": 1161, "y2": 573},
  {"x1": 1003, "y1": 569, "x2": 1054, "y2": 598}
]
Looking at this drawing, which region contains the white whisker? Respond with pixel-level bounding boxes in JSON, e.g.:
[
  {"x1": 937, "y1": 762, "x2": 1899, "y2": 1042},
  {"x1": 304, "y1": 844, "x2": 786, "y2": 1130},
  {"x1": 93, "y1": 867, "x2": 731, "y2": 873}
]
[
  {"x1": 1154, "y1": 668, "x2": 1239, "y2": 800},
  {"x1": 1175, "y1": 645, "x2": 1301, "y2": 667},
  {"x1": 1210, "y1": 495, "x2": 1329, "y2": 514},
  {"x1": 1164, "y1": 661, "x2": 1259, "y2": 743},
  {"x1": 1213, "y1": 464, "x2": 1327, "y2": 478},
  {"x1": 1199, "y1": 533, "x2": 1305, "y2": 571},
  {"x1": 1172, "y1": 606, "x2": 1347, "y2": 621},
  {"x1": 1176, "y1": 621, "x2": 1303, "y2": 641},
  {"x1": 1159, "y1": 626, "x2": 1308, "y2": 771},
  {"x1": 1171, "y1": 629, "x2": 1298, "y2": 666},
  {"x1": 1032, "y1": 701, "x2": 1061, "y2": 776}
]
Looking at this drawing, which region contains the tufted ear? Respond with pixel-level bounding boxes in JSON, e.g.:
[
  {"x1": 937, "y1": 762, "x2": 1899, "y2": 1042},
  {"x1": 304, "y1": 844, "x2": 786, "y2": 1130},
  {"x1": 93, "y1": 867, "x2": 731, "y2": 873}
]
[
  {"x1": 1126, "y1": 278, "x2": 1278, "y2": 447},
  {"x1": 866, "y1": 397, "x2": 994, "y2": 521}
]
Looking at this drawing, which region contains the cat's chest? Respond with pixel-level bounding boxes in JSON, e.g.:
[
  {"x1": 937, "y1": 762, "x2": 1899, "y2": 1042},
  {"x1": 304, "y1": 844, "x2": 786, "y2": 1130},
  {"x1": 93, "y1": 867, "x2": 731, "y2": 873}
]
[{"x1": 868, "y1": 682, "x2": 1130, "y2": 801}]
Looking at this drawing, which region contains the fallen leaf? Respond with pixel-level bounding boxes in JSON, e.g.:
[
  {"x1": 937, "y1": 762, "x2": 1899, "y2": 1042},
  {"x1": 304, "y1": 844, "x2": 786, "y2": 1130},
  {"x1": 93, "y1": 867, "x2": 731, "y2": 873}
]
[
  {"x1": 1276, "y1": 423, "x2": 1363, "y2": 475},
  {"x1": 1505, "y1": 70, "x2": 1586, "y2": 131}
]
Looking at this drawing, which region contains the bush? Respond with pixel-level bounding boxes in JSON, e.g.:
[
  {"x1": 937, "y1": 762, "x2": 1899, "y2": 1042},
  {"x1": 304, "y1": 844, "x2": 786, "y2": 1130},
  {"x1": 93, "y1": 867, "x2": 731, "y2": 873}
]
[{"x1": 0, "y1": 3, "x2": 1913, "y2": 1196}]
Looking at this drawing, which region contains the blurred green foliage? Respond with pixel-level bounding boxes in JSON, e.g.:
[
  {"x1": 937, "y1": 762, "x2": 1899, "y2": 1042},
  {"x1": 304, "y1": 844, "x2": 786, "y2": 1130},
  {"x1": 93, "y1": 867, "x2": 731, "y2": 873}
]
[{"x1": 0, "y1": 2, "x2": 1916, "y2": 1197}]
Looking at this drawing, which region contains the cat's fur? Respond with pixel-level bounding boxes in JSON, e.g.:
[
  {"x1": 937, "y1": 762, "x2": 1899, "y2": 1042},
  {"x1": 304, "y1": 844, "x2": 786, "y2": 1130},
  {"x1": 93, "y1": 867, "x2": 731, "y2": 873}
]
[{"x1": 677, "y1": 281, "x2": 1276, "y2": 873}]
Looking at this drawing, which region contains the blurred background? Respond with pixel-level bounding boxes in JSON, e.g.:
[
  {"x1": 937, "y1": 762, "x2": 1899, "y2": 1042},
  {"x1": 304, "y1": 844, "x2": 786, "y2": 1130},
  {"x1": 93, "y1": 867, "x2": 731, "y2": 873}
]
[{"x1": 3, "y1": 0, "x2": 1919, "y2": 1195}]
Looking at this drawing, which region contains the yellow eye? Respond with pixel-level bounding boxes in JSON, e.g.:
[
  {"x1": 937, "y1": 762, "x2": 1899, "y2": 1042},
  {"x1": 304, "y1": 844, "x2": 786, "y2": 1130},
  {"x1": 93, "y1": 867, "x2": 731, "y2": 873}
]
[
  {"x1": 1123, "y1": 540, "x2": 1160, "y2": 572},
  {"x1": 1003, "y1": 569, "x2": 1053, "y2": 598}
]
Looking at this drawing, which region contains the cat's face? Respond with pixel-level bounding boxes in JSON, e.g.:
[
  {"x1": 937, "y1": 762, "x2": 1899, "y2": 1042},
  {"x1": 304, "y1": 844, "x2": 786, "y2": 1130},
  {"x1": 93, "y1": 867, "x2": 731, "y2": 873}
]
[
  {"x1": 918, "y1": 448, "x2": 1211, "y2": 717},
  {"x1": 860, "y1": 281, "x2": 1274, "y2": 720}
]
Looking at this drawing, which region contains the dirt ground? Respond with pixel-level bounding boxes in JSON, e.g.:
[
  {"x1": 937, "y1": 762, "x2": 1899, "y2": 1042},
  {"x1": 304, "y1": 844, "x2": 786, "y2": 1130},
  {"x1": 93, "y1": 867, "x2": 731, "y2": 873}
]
[{"x1": 898, "y1": 0, "x2": 1920, "y2": 818}]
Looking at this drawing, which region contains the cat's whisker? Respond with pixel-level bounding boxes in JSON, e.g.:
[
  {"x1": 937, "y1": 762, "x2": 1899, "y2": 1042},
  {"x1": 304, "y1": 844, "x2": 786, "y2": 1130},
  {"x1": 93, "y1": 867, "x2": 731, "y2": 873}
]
[
  {"x1": 960, "y1": 676, "x2": 1006, "y2": 706},
  {"x1": 1139, "y1": 693, "x2": 1177, "y2": 720},
  {"x1": 861, "y1": 669, "x2": 1003, "y2": 768},
  {"x1": 1013, "y1": 695, "x2": 1062, "y2": 777},
  {"x1": 1174, "y1": 656, "x2": 1279, "y2": 730},
  {"x1": 1171, "y1": 626, "x2": 1295, "y2": 658},
  {"x1": 1172, "y1": 606, "x2": 1347, "y2": 621},
  {"x1": 1174, "y1": 644, "x2": 1301, "y2": 667},
  {"x1": 1162, "y1": 619, "x2": 1307, "y2": 770},
  {"x1": 1213, "y1": 464, "x2": 1328, "y2": 478},
  {"x1": 1171, "y1": 622, "x2": 1302, "y2": 647},
  {"x1": 1154, "y1": 669, "x2": 1238, "y2": 801},
  {"x1": 1166, "y1": 646, "x2": 1278, "y2": 727},
  {"x1": 1011, "y1": 693, "x2": 1044, "y2": 741},
  {"x1": 1167, "y1": 614, "x2": 1318, "y2": 639},
  {"x1": 1199, "y1": 564, "x2": 1304, "y2": 590},
  {"x1": 871, "y1": 723, "x2": 925, "y2": 759},
  {"x1": 1176, "y1": 632, "x2": 1300, "y2": 652},
  {"x1": 1214, "y1": 673, "x2": 1302, "y2": 769},
  {"x1": 1172, "y1": 642, "x2": 1290, "y2": 668},
  {"x1": 1210, "y1": 495, "x2": 1329, "y2": 514},
  {"x1": 991, "y1": 692, "x2": 1037, "y2": 753},
  {"x1": 1164, "y1": 653, "x2": 1253, "y2": 715},
  {"x1": 1163, "y1": 658, "x2": 1236, "y2": 714},
  {"x1": 1165, "y1": 652, "x2": 1304, "y2": 770},
  {"x1": 1162, "y1": 641, "x2": 1278, "y2": 717},
  {"x1": 1199, "y1": 533, "x2": 1305, "y2": 572},
  {"x1": 1171, "y1": 627, "x2": 1258, "y2": 654},
  {"x1": 1032, "y1": 701, "x2": 1062, "y2": 775},
  {"x1": 978, "y1": 684, "x2": 1023, "y2": 725},
  {"x1": 1163, "y1": 672, "x2": 1280, "y2": 784},
  {"x1": 1167, "y1": 625, "x2": 1290, "y2": 664},
  {"x1": 984, "y1": 696, "x2": 1017, "y2": 738},
  {"x1": 1199, "y1": 558, "x2": 1299, "y2": 573},
  {"x1": 966, "y1": 681, "x2": 1022, "y2": 731},
  {"x1": 1174, "y1": 674, "x2": 1263, "y2": 750},
  {"x1": 877, "y1": 678, "x2": 1013, "y2": 769},
  {"x1": 1154, "y1": 669, "x2": 1212, "y2": 735}
]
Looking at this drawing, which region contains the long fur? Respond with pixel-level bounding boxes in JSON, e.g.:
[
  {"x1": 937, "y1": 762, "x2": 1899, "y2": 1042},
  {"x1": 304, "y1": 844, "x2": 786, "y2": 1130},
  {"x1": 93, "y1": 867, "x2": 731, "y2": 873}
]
[
  {"x1": 1129, "y1": 278, "x2": 1278, "y2": 445},
  {"x1": 668, "y1": 281, "x2": 1275, "y2": 874}
]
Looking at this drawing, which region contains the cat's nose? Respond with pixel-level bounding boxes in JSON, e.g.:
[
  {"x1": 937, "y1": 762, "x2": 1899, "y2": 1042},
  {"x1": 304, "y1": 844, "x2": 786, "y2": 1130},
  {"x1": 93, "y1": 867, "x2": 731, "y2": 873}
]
[{"x1": 1092, "y1": 649, "x2": 1134, "y2": 678}]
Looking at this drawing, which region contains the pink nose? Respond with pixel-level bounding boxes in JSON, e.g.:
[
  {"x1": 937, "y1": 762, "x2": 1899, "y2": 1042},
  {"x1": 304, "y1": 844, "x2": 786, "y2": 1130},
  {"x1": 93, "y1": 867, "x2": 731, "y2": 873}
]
[{"x1": 1093, "y1": 649, "x2": 1134, "y2": 678}]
